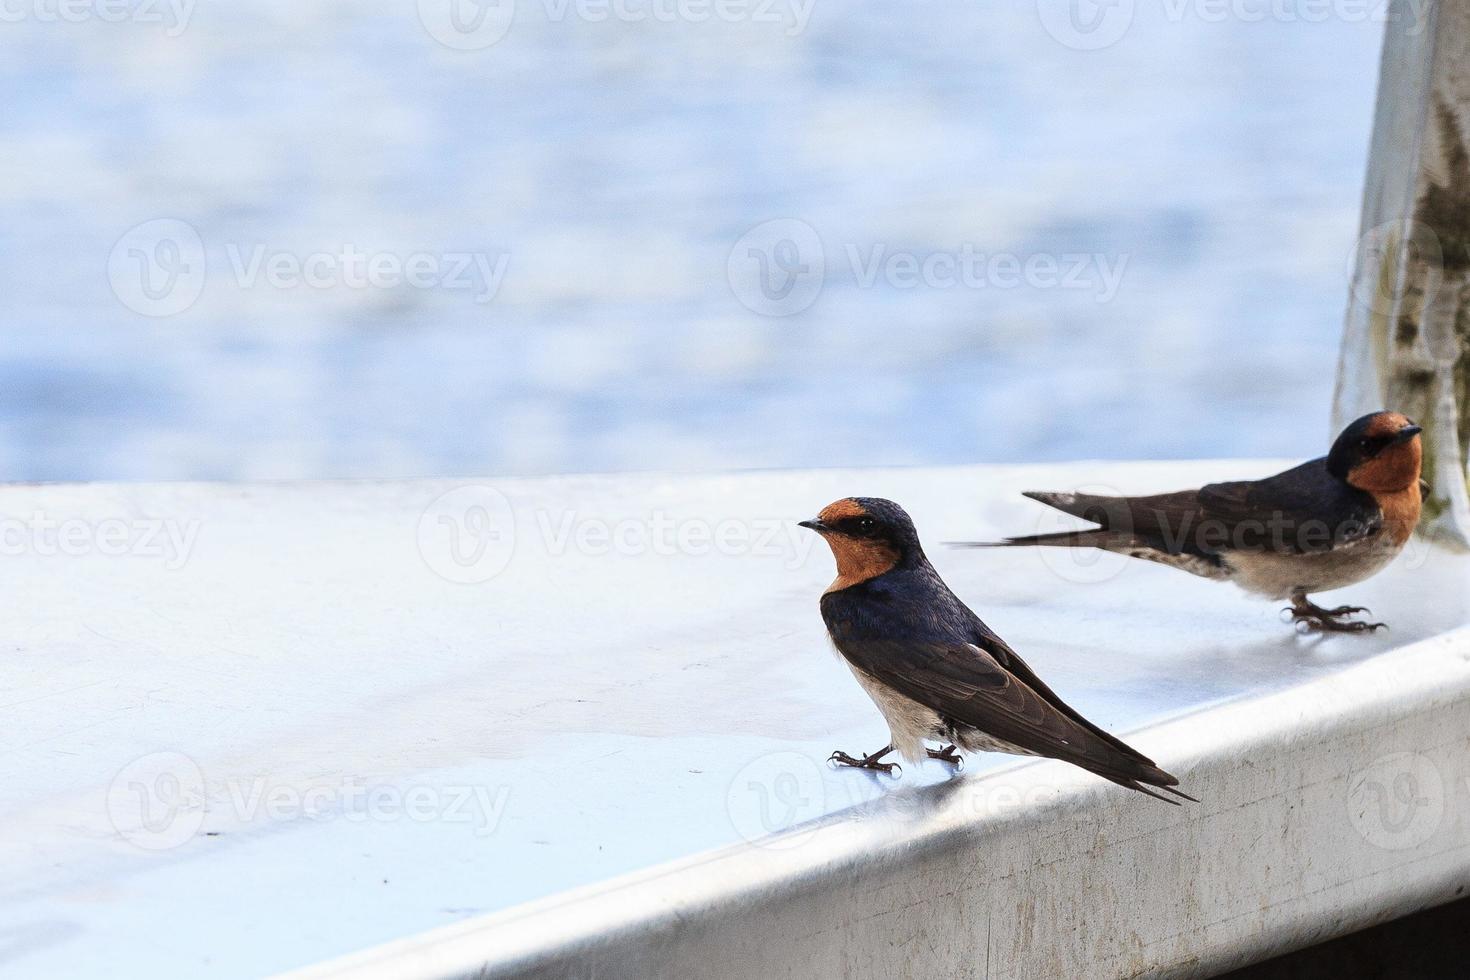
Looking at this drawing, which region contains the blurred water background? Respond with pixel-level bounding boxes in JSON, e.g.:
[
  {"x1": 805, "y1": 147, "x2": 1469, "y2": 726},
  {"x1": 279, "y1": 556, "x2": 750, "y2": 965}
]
[{"x1": 0, "y1": 1, "x2": 1395, "y2": 482}]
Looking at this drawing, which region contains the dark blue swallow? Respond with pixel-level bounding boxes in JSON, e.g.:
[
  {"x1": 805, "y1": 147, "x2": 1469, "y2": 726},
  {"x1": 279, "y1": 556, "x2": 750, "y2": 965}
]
[{"x1": 801, "y1": 497, "x2": 1191, "y2": 804}]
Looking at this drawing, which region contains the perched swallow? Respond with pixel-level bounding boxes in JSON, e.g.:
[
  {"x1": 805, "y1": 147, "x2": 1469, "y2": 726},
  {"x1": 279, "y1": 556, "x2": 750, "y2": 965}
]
[
  {"x1": 957, "y1": 411, "x2": 1424, "y2": 633},
  {"x1": 800, "y1": 497, "x2": 1190, "y2": 803}
]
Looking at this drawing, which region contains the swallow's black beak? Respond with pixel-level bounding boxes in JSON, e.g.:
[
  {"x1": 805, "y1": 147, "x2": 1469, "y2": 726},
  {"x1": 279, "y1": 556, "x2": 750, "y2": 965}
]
[
  {"x1": 1394, "y1": 424, "x2": 1424, "y2": 444},
  {"x1": 798, "y1": 519, "x2": 828, "y2": 533}
]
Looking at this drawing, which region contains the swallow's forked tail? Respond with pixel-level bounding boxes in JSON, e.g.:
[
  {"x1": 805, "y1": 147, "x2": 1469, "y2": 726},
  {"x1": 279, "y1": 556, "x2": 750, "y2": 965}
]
[
  {"x1": 1095, "y1": 763, "x2": 1197, "y2": 805},
  {"x1": 947, "y1": 491, "x2": 1141, "y2": 549},
  {"x1": 1060, "y1": 724, "x2": 1196, "y2": 806}
]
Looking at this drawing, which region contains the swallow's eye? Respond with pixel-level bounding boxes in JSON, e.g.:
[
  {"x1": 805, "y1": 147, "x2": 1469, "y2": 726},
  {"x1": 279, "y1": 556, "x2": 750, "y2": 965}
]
[
  {"x1": 856, "y1": 517, "x2": 877, "y2": 534},
  {"x1": 1358, "y1": 437, "x2": 1375, "y2": 454}
]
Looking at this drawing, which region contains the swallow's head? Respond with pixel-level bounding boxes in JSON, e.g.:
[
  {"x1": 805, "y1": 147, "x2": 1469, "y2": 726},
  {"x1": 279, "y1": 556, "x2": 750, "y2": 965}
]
[
  {"x1": 799, "y1": 497, "x2": 922, "y2": 585},
  {"x1": 1328, "y1": 411, "x2": 1424, "y2": 492}
]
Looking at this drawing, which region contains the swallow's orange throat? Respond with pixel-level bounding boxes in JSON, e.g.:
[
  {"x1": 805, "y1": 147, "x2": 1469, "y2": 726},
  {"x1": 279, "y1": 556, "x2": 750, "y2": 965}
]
[
  {"x1": 1376, "y1": 481, "x2": 1423, "y2": 548},
  {"x1": 1341, "y1": 413, "x2": 1423, "y2": 545},
  {"x1": 1347, "y1": 424, "x2": 1422, "y2": 493},
  {"x1": 813, "y1": 498, "x2": 900, "y2": 592},
  {"x1": 819, "y1": 535, "x2": 899, "y2": 593}
]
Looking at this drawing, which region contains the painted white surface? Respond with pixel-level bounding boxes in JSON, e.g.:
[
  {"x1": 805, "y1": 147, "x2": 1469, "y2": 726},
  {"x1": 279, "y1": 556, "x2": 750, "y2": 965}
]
[
  {"x1": 3, "y1": 461, "x2": 1467, "y2": 977},
  {"x1": 302, "y1": 627, "x2": 1470, "y2": 980}
]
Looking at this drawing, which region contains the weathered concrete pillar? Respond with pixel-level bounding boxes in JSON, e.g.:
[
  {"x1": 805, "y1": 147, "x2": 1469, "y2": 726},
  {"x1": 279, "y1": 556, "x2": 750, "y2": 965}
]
[{"x1": 1335, "y1": 0, "x2": 1470, "y2": 548}]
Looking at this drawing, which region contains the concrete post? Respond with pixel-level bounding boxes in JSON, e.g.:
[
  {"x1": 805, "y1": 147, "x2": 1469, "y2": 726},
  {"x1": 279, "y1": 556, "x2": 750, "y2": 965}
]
[{"x1": 1335, "y1": 0, "x2": 1470, "y2": 548}]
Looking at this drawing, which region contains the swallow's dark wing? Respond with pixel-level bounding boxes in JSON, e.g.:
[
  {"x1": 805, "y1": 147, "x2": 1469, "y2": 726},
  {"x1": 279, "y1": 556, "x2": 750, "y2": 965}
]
[
  {"x1": 1197, "y1": 458, "x2": 1381, "y2": 554},
  {"x1": 832, "y1": 630, "x2": 1182, "y2": 798},
  {"x1": 979, "y1": 459, "x2": 1380, "y2": 559},
  {"x1": 968, "y1": 621, "x2": 1165, "y2": 768}
]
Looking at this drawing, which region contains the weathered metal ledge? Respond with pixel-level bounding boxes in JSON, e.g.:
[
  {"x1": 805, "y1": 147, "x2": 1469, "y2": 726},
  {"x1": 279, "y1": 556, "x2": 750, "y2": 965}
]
[
  {"x1": 298, "y1": 627, "x2": 1470, "y2": 980},
  {"x1": 4, "y1": 462, "x2": 1468, "y2": 978}
]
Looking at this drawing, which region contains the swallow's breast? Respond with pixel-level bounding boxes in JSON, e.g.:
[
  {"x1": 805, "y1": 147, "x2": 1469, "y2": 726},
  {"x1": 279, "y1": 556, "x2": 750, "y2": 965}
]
[
  {"x1": 844, "y1": 663, "x2": 943, "y2": 763},
  {"x1": 1376, "y1": 484, "x2": 1422, "y2": 548},
  {"x1": 1223, "y1": 534, "x2": 1404, "y2": 599}
]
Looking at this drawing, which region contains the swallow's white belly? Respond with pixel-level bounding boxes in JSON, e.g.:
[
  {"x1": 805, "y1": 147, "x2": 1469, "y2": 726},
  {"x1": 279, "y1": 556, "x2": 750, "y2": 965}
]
[
  {"x1": 846, "y1": 663, "x2": 1034, "y2": 763},
  {"x1": 1223, "y1": 536, "x2": 1402, "y2": 599}
]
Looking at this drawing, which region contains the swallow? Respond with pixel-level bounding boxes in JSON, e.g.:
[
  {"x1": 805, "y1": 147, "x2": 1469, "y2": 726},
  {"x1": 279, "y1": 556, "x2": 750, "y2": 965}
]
[
  {"x1": 800, "y1": 497, "x2": 1190, "y2": 803},
  {"x1": 956, "y1": 411, "x2": 1424, "y2": 634}
]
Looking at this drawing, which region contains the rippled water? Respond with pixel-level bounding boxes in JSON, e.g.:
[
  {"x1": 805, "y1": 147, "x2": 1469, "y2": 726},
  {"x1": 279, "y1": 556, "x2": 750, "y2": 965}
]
[{"x1": 0, "y1": 2, "x2": 1390, "y2": 481}]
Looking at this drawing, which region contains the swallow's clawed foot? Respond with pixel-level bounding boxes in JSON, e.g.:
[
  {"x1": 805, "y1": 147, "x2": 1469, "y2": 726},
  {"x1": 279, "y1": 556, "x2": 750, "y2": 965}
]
[
  {"x1": 1286, "y1": 595, "x2": 1387, "y2": 634},
  {"x1": 1296, "y1": 616, "x2": 1387, "y2": 634},
  {"x1": 828, "y1": 745, "x2": 901, "y2": 775},
  {"x1": 1316, "y1": 603, "x2": 1370, "y2": 617},
  {"x1": 926, "y1": 744, "x2": 963, "y2": 768}
]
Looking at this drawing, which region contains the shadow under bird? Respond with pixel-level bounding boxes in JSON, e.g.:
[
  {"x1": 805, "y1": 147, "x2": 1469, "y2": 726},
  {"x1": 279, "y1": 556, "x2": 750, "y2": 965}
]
[
  {"x1": 953, "y1": 411, "x2": 1425, "y2": 634},
  {"x1": 800, "y1": 497, "x2": 1191, "y2": 804}
]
